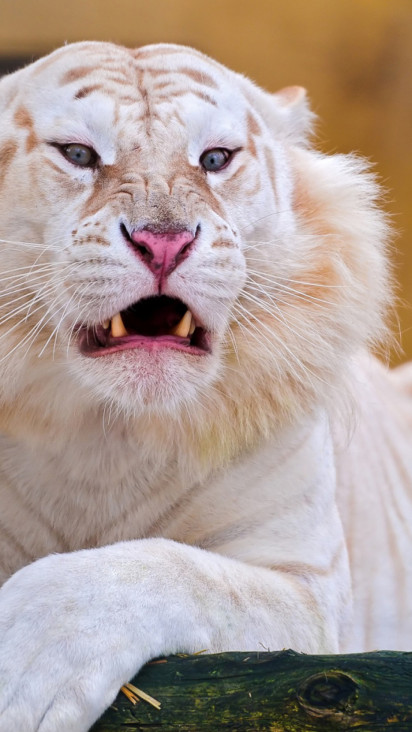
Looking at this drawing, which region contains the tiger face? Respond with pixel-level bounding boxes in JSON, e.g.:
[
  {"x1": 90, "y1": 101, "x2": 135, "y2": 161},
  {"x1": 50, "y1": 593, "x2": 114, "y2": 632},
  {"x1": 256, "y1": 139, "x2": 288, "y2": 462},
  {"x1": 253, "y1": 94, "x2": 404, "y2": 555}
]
[{"x1": 0, "y1": 42, "x2": 390, "y2": 430}]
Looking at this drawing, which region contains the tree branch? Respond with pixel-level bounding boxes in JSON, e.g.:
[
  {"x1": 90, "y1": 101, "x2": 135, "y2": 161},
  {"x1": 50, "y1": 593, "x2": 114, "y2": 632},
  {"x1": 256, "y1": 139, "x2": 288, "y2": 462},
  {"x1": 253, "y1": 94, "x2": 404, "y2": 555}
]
[{"x1": 91, "y1": 650, "x2": 412, "y2": 730}]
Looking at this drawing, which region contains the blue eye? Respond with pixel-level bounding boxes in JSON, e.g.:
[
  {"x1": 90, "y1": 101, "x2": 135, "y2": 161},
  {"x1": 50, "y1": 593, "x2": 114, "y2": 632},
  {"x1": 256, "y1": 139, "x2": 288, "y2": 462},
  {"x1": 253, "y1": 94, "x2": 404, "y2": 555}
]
[
  {"x1": 61, "y1": 143, "x2": 98, "y2": 167},
  {"x1": 200, "y1": 148, "x2": 232, "y2": 172}
]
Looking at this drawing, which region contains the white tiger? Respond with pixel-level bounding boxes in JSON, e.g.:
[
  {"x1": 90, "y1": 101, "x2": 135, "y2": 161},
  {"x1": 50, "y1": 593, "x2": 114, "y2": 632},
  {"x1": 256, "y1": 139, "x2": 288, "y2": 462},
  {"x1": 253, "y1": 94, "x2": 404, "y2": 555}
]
[{"x1": 0, "y1": 41, "x2": 410, "y2": 731}]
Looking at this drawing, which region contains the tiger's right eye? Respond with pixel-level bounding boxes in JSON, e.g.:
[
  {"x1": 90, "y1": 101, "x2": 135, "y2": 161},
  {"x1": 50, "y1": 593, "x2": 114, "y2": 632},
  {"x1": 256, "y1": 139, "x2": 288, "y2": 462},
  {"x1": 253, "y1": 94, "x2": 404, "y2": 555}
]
[
  {"x1": 60, "y1": 143, "x2": 98, "y2": 168},
  {"x1": 200, "y1": 148, "x2": 232, "y2": 172}
]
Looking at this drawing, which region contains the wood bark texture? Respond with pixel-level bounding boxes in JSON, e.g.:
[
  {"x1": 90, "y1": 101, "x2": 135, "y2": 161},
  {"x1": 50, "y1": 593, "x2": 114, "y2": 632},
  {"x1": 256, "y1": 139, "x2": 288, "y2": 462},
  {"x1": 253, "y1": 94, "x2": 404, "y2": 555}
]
[{"x1": 91, "y1": 650, "x2": 412, "y2": 731}]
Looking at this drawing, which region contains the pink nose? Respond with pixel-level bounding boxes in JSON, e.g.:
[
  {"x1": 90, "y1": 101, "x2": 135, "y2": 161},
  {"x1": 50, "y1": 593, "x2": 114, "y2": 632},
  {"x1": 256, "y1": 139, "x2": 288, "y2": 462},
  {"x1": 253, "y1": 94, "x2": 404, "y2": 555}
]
[{"x1": 129, "y1": 228, "x2": 196, "y2": 280}]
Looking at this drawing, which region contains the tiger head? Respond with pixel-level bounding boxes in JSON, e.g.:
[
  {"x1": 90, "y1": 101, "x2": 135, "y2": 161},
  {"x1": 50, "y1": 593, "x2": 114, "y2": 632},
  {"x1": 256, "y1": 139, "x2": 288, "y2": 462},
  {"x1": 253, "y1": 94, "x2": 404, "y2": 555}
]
[{"x1": 0, "y1": 42, "x2": 391, "y2": 453}]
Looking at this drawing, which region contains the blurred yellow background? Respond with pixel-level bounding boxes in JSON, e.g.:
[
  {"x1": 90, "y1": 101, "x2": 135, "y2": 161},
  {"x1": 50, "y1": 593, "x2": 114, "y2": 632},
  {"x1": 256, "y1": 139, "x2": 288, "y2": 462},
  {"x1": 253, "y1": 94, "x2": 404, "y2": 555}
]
[{"x1": 1, "y1": 0, "x2": 411, "y2": 361}]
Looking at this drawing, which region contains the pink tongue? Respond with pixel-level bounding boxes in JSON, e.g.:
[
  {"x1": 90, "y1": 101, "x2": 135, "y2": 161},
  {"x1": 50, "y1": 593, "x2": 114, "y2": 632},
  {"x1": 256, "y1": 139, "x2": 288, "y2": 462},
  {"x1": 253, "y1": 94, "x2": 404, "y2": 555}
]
[{"x1": 108, "y1": 332, "x2": 189, "y2": 347}]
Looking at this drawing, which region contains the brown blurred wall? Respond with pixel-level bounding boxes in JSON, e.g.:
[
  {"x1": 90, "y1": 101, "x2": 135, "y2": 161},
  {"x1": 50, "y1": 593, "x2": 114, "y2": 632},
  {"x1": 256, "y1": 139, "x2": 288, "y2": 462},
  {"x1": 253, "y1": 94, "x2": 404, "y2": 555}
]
[{"x1": 1, "y1": 0, "x2": 411, "y2": 362}]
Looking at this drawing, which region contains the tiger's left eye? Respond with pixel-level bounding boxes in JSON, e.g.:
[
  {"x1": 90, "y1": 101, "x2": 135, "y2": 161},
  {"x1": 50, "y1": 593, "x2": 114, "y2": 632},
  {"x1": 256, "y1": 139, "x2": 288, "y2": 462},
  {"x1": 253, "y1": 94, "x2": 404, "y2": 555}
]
[
  {"x1": 200, "y1": 148, "x2": 232, "y2": 172},
  {"x1": 61, "y1": 143, "x2": 98, "y2": 167}
]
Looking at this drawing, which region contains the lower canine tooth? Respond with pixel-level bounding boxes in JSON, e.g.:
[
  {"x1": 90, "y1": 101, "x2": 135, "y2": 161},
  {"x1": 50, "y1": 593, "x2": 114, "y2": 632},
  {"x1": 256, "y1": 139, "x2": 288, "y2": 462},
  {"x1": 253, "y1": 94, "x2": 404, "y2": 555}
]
[
  {"x1": 171, "y1": 310, "x2": 193, "y2": 338},
  {"x1": 103, "y1": 319, "x2": 110, "y2": 329},
  {"x1": 111, "y1": 312, "x2": 128, "y2": 337}
]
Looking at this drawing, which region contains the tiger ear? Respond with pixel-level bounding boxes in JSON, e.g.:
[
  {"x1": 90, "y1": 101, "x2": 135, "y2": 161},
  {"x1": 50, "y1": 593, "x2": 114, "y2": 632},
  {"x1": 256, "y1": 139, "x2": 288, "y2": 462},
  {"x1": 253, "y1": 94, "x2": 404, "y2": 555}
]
[{"x1": 241, "y1": 79, "x2": 315, "y2": 145}]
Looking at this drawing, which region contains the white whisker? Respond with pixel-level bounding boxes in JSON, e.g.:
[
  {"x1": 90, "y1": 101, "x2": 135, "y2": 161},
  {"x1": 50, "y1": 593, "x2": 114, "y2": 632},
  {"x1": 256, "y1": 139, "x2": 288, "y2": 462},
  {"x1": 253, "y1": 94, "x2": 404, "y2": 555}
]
[
  {"x1": 38, "y1": 285, "x2": 84, "y2": 358},
  {"x1": 20, "y1": 296, "x2": 69, "y2": 361},
  {"x1": 0, "y1": 263, "x2": 72, "y2": 286},
  {"x1": 240, "y1": 288, "x2": 330, "y2": 359},
  {"x1": 245, "y1": 265, "x2": 346, "y2": 290},
  {"x1": 244, "y1": 270, "x2": 337, "y2": 307},
  {"x1": 232, "y1": 299, "x2": 326, "y2": 390}
]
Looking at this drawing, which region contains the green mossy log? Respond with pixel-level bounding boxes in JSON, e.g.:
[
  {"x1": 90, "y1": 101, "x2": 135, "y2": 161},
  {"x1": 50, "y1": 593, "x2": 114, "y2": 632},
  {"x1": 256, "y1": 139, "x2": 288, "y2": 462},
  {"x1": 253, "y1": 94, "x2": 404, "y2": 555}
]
[{"x1": 91, "y1": 650, "x2": 412, "y2": 731}]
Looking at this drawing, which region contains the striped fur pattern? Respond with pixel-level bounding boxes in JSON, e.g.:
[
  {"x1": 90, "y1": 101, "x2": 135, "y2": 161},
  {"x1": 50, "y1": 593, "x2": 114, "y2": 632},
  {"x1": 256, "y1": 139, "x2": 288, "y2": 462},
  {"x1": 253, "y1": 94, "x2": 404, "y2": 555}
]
[{"x1": 0, "y1": 42, "x2": 410, "y2": 731}]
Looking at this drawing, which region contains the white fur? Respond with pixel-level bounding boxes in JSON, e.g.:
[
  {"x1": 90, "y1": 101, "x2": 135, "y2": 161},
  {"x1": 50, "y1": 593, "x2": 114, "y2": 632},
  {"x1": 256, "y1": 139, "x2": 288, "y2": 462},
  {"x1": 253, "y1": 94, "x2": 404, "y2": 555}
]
[{"x1": 0, "y1": 42, "x2": 410, "y2": 731}]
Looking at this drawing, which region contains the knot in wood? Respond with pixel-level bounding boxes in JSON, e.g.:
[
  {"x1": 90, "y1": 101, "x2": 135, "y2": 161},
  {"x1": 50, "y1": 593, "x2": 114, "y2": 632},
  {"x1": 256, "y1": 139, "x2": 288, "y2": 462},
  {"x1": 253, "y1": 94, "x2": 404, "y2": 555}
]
[{"x1": 297, "y1": 670, "x2": 358, "y2": 719}]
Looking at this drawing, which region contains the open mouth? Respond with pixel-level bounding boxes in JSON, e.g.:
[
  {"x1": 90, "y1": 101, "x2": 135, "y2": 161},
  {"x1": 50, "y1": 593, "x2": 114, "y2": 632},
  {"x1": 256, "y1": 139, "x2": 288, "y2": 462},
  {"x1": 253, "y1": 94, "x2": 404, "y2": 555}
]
[{"x1": 79, "y1": 296, "x2": 211, "y2": 357}]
